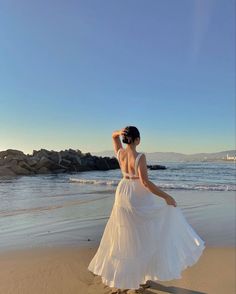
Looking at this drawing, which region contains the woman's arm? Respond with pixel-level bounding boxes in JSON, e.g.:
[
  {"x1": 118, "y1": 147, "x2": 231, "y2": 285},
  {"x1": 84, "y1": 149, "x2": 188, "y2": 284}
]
[
  {"x1": 138, "y1": 154, "x2": 177, "y2": 207},
  {"x1": 112, "y1": 128, "x2": 126, "y2": 155}
]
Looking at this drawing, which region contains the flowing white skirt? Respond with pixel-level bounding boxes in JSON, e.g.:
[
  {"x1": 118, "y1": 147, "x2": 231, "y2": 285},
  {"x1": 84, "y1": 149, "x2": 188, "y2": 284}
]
[{"x1": 88, "y1": 178, "x2": 206, "y2": 290}]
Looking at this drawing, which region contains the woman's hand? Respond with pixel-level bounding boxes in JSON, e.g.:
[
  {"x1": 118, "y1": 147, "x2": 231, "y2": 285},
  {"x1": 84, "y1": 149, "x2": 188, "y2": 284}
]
[
  {"x1": 112, "y1": 128, "x2": 127, "y2": 138},
  {"x1": 165, "y1": 195, "x2": 177, "y2": 207},
  {"x1": 120, "y1": 128, "x2": 128, "y2": 136}
]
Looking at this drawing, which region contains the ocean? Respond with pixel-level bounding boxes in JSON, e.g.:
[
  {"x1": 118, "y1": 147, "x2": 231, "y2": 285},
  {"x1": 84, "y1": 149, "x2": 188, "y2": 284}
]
[{"x1": 0, "y1": 161, "x2": 235, "y2": 252}]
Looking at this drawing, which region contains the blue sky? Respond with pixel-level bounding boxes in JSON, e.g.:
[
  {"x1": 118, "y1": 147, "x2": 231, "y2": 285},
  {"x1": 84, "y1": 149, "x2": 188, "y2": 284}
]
[{"x1": 0, "y1": 0, "x2": 235, "y2": 154}]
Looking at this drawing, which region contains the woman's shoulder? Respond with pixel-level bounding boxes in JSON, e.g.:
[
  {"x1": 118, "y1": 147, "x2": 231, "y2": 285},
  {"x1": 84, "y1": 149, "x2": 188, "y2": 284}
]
[
  {"x1": 137, "y1": 152, "x2": 146, "y2": 163},
  {"x1": 117, "y1": 148, "x2": 145, "y2": 159}
]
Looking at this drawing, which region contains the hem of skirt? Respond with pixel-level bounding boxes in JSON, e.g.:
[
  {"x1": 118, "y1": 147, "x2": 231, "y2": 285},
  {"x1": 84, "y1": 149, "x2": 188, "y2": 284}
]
[
  {"x1": 87, "y1": 242, "x2": 206, "y2": 290},
  {"x1": 152, "y1": 242, "x2": 206, "y2": 282}
]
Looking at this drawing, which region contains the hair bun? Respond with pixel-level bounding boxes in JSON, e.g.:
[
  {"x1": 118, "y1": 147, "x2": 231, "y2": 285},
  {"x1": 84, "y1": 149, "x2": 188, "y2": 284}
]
[{"x1": 122, "y1": 126, "x2": 140, "y2": 145}]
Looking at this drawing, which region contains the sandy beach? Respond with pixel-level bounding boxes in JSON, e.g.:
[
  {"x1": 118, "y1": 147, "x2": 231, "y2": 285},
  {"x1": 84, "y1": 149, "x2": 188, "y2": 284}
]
[{"x1": 0, "y1": 245, "x2": 235, "y2": 294}]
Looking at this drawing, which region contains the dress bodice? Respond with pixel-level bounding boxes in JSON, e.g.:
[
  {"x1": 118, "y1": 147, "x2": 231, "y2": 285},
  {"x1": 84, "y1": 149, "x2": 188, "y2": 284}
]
[{"x1": 116, "y1": 148, "x2": 144, "y2": 178}]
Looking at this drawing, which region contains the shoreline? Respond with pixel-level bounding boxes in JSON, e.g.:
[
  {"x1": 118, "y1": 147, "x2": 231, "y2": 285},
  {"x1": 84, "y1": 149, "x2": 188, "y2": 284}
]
[
  {"x1": 0, "y1": 244, "x2": 235, "y2": 294},
  {"x1": 0, "y1": 190, "x2": 235, "y2": 252}
]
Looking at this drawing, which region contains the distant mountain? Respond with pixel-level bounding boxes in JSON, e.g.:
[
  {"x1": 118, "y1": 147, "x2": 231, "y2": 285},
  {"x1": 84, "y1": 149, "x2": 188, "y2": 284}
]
[{"x1": 91, "y1": 150, "x2": 236, "y2": 162}]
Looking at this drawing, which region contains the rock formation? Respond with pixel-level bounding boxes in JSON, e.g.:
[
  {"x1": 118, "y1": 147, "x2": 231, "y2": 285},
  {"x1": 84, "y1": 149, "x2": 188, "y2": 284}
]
[
  {"x1": 147, "y1": 164, "x2": 167, "y2": 170},
  {"x1": 0, "y1": 149, "x2": 119, "y2": 177}
]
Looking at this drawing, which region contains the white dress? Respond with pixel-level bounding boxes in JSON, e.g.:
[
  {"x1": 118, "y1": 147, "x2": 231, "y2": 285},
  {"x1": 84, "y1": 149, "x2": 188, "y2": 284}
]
[{"x1": 87, "y1": 149, "x2": 206, "y2": 290}]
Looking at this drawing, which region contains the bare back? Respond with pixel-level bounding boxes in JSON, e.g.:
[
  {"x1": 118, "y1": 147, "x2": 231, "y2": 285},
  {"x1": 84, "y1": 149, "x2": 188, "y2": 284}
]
[{"x1": 116, "y1": 148, "x2": 143, "y2": 177}]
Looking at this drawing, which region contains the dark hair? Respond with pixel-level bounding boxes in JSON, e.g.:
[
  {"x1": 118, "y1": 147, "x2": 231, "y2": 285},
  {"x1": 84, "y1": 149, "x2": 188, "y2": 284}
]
[{"x1": 122, "y1": 126, "x2": 140, "y2": 144}]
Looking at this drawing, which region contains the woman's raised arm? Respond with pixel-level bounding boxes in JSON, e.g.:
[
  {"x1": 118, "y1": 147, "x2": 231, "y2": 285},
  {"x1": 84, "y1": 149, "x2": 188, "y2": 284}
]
[{"x1": 112, "y1": 128, "x2": 126, "y2": 155}]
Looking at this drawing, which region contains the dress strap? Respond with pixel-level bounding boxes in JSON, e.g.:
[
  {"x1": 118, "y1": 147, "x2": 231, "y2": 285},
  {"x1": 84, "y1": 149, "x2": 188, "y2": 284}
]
[{"x1": 135, "y1": 153, "x2": 144, "y2": 176}]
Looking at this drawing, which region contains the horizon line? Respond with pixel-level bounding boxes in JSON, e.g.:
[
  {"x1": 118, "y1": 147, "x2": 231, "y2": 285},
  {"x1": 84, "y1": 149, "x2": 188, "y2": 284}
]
[{"x1": 0, "y1": 147, "x2": 235, "y2": 156}]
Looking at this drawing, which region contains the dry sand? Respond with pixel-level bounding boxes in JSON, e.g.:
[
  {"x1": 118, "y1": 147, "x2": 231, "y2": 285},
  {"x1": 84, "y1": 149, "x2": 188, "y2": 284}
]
[{"x1": 0, "y1": 245, "x2": 235, "y2": 294}]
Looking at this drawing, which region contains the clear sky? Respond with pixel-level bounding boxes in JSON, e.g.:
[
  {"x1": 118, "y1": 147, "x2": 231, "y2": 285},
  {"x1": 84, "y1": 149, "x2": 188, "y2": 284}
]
[{"x1": 0, "y1": 0, "x2": 235, "y2": 154}]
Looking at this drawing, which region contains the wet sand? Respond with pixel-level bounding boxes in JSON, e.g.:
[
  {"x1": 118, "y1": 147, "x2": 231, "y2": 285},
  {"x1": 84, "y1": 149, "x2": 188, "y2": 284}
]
[
  {"x1": 0, "y1": 245, "x2": 235, "y2": 294},
  {"x1": 0, "y1": 190, "x2": 235, "y2": 252}
]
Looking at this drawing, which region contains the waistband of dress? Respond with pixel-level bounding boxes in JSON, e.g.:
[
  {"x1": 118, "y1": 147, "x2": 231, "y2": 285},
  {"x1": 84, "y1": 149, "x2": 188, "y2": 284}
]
[{"x1": 122, "y1": 176, "x2": 140, "y2": 180}]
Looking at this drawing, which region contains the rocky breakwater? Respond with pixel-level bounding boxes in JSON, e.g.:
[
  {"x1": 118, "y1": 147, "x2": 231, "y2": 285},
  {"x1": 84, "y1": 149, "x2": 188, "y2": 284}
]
[
  {"x1": 147, "y1": 164, "x2": 166, "y2": 170},
  {"x1": 0, "y1": 149, "x2": 119, "y2": 177}
]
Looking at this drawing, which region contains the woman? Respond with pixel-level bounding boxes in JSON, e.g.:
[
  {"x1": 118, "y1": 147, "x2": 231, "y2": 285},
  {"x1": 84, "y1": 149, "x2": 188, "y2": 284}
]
[{"x1": 88, "y1": 126, "x2": 205, "y2": 292}]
